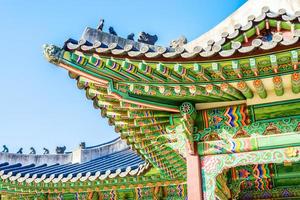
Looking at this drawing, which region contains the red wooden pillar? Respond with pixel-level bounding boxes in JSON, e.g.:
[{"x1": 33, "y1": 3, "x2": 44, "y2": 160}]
[
  {"x1": 179, "y1": 102, "x2": 204, "y2": 200},
  {"x1": 187, "y1": 145, "x2": 203, "y2": 200}
]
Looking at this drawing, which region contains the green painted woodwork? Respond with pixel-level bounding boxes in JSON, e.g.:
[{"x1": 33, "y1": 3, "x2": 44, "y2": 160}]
[
  {"x1": 239, "y1": 186, "x2": 300, "y2": 200},
  {"x1": 198, "y1": 132, "x2": 300, "y2": 156},
  {"x1": 193, "y1": 63, "x2": 211, "y2": 81},
  {"x1": 202, "y1": 146, "x2": 300, "y2": 199},
  {"x1": 59, "y1": 45, "x2": 300, "y2": 85},
  {"x1": 190, "y1": 99, "x2": 300, "y2": 199},
  {"x1": 253, "y1": 79, "x2": 267, "y2": 99},
  {"x1": 0, "y1": 174, "x2": 186, "y2": 195},
  {"x1": 225, "y1": 162, "x2": 300, "y2": 199},
  {"x1": 0, "y1": 184, "x2": 187, "y2": 200},
  {"x1": 138, "y1": 63, "x2": 167, "y2": 82},
  {"x1": 220, "y1": 82, "x2": 245, "y2": 99},
  {"x1": 195, "y1": 115, "x2": 300, "y2": 142},
  {"x1": 273, "y1": 76, "x2": 284, "y2": 96},
  {"x1": 258, "y1": 133, "x2": 300, "y2": 150},
  {"x1": 118, "y1": 83, "x2": 240, "y2": 104},
  {"x1": 44, "y1": 44, "x2": 300, "y2": 114},
  {"x1": 292, "y1": 72, "x2": 300, "y2": 94},
  {"x1": 254, "y1": 100, "x2": 300, "y2": 121},
  {"x1": 237, "y1": 81, "x2": 254, "y2": 99},
  {"x1": 198, "y1": 137, "x2": 258, "y2": 155},
  {"x1": 174, "y1": 64, "x2": 197, "y2": 82},
  {"x1": 197, "y1": 104, "x2": 250, "y2": 131},
  {"x1": 157, "y1": 63, "x2": 181, "y2": 82}
]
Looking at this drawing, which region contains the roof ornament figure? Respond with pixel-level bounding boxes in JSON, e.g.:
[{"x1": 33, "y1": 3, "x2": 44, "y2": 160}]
[
  {"x1": 79, "y1": 142, "x2": 86, "y2": 149},
  {"x1": 16, "y1": 148, "x2": 23, "y2": 154},
  {"x1": 170, "y1": 35, "x2": 187, "y2": 48},
  {"x1": 2, "y1": 145, "x2": 8, "y2": 153},
  {"x1": 56, "y1": 146, "x2": 66, "y2": 154},
  {"x1": 97, "y1": 19, "x2": 105, "y2": 31},
  {"x1": 43, "y1": 44, "x2": 62, "y2": 65},
  {"x1": 138, "y1": 32, "x2": 158, "y2": 45},
  {"x1": 127, "y1": 33, "x2": 135, "y2": 41},
  {"x1": 43, "y1": 148, "x2": 49, "y2": 155},
  {"x1": 109, "y1": 27, "x2": 117, "y2": 36},
  {"x1": 29, "y1": 147, "x2": 36, "y2": 155}
]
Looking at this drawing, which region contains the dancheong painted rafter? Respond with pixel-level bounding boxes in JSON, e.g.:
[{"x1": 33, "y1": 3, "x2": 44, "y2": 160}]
[{"x1": 2, "y1": 0, "x2": 300, "y2": 199}]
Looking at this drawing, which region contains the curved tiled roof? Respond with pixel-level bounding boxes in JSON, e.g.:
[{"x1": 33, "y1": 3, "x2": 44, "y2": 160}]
[
  {"x1": 185, "y1": 0, "x2": 300, "y2": 50},
  {"x1": 0, "y1": 138, "x2": 149, "y2": 184},
  {"x1": 65, "y1": 6, "x2": 300, "y2": 60},
  {"x1": 0, "y1": 148, "x2": 148, "y2": 184}
]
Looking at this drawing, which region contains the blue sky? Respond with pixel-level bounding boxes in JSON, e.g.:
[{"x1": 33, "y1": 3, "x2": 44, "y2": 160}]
[{"x1": 0, "y1": 0, "x2": 246, "y2": 154}]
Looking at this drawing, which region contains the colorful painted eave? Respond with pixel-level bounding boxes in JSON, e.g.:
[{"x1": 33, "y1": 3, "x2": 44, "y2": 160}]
[
  {"x1": 43, "y1": 42, "x2": 300, "y2": 105},
  {"x1": 42, "y1": 6, "x2": 300, "y2": 184},
  {"x1": 0, "y1": 173, "x2": 185, "y2": 195}
]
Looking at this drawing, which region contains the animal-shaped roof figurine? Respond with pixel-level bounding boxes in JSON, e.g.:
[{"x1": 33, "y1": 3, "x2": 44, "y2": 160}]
[
  {"x1": 43, "y1": 147, "x2": 49, "y2": 155},
  {"x1": 79, "y1": 142, "x2": 86, "y2": 149},
  {"x1": 56, "y1": 146, "x2": 66, "y2": 154},
  {"x1": 2, "y1": 145, "x2": 8, "y2": 153},
  {"x1": 97, "y1": 18, "x2": 104, "y2": 31},
  {"x1": 138, "y1": 32, "x2": 158, "y2": 45},
  {"x1": 169, "y1": 35, "x2": 187, "y2": 48},
  {"x1": 16, "y1": 148, "x2": 23, "y2": 154},
  {"x1": 127, "y1": 33, "x2": 135, "y2": 41},
  {"x1": 29, "y1": 147, "x2": 36, "y2": 155},
  {"x1": 109, "y1": 27, "x2": 117, "y2": 36}
]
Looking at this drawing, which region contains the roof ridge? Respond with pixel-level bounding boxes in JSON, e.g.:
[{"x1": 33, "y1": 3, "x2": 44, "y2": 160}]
[
  {"x1": 63, "y1": 2, "x2": 300, "y2": 61},
  {"x1": 84, "y1": 137, "x2": 121, "y2": 149}
]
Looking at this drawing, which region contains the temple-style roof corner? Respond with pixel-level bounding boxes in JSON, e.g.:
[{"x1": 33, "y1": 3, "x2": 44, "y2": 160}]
[{"x1": 30, "y1": 1, "x2": 300, "y2": 199}]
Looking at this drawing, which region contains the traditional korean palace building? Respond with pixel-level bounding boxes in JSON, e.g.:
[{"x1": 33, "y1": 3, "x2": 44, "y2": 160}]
[{"x1": 2, "y1": 0, "x2": 300, "y2": 199}]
